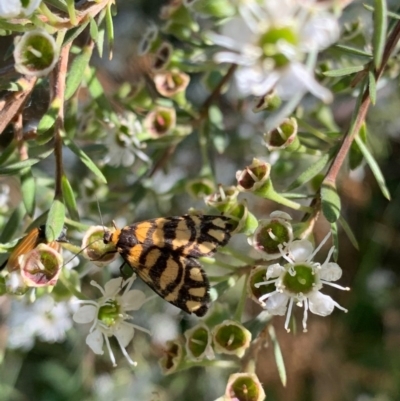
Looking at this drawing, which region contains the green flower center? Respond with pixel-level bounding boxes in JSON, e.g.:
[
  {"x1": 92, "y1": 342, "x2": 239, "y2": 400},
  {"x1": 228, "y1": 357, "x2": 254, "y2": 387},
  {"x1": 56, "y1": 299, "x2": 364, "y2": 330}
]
[
  {"x1": 256, "y1": 220, "x2": 290, "y2": 254},
  {"x1": 98, "y1": 300, "x2": 120, "y2": 327},
  {"x1": 282, "y1": 264, "x2": 315, "y2": 294},
  {"x1": 259, "y1": 25, "x2": 298, "y2": 68},
  {"x1": 229, "y1": 376, "x2": 261, "y2": 401},
  {"x1": 188, "y1": 327, "x2": 209, "y2": 358},
  {"x1": 22, "y1": 34, "x2": 56, "y2": 71},
  {"x1": 215, "y1": 324, "x2": 247, "y2": 351}
]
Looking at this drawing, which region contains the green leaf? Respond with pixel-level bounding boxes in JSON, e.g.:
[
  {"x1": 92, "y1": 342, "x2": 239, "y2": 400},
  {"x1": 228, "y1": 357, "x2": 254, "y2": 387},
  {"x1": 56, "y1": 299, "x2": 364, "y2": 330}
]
[
  {"x1": 268, "y1": 325, "x2": 287, "y2": 387},
  {"x1": 209, "y1": 275, "x2": 240, "y2": 302},
  {"x1": 373, "y1": 0, "x2": 387, "y2": 69},
  {"x1": 333, "y1": 44, "x2": 372, "y2": 58},
  {"x1": 355, "y1": 134, "x2": 391, "y2": 200},
  {"x1": 0, "y1": 149, "x2": 53, "y2": 175},
  {"x1": 349, "y1": 123, "x2": 367, "y2": 170},
  {"x1": 330, "y1": 222, "x2": 339, "y2": 261},
  {"x1": 287, "y1": 153, "x2": 331, "y2": 191},
  {"x1": 46, "y1": 199, "x2": 66, "y2": 242},
  {"x1": 0, "y1": 140, "x2": 17, "y2": 166},
  {"x1": 20, "y1": 168, "x2": 36, "y2": 217},
  {"x1": 63, "y1": 136, "x2": 107, "y2": 183},
  {"x1": 0, "y1": 239, "x2": 19, "y2": 253},
  {"x1": 65, "y1": 0, "x2": 77, "y2": 26},
  {"x1": 37, "y1": 103, "x2": 59, "y2": 144},
  {"x1": 322, "y1": 65, "x2": 365, "y2": 77},
  {"x1": 338, "y1": 215, "x2": 359, "y2": 251},
  {"x1": 321, "y1": 182, "x2": 341, "y2": 223},
  {"x1": 63, "y1": 21, "x2": 90, "y2": 46},
  {"x1": 89, "y1": 17, "x2": 99, "y2": 41},
  {"x1": 65, "y1": 45, "x2": 93, "y2": 100},
  {"x1": 62, "y1": 175, "x2": 80, "y2": 221},
  {"x1": 105, "y1": 3, "x2": 114, "y2": 59},
  {"x1": 0, "y1": 204, "x2": 25, "y2": 243},
  {"x1": 368, "y1": 69, "x2": 377, "y2": 105}
]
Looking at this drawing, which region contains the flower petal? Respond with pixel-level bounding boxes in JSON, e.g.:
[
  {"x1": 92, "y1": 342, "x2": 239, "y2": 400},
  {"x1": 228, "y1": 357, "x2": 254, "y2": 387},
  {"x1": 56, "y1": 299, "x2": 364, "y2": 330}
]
[
  {"x1": 73, "y1": 305, "x2": 97, "y2": 324},
  {"x1": 86, "y1": 329, "x2": 104, "y2": 355},
  {"x1": 320, "y1": 262, "x2": 342, "y2": 282},
  {"x1": 289, "y1": 239, "x2": 313, "y2": 262},
  {"x1": 121, "y1": 290, "x2": 147, "y2": 310},
  {"x1": 114, "y1": 323, "x2": 135, "y2": 348},
  {"x1": 308, "y1": 291, "x2": 335, "y2": 316},
  {"x1": 265, "y1": 292, "x2": 288, "y2": 315},
  {"x1": 266, "y1": 263, "x2": 284, "y2": 279},
  {"x1": 103, "y1": 278, "x2": 123, "y2": 297}
]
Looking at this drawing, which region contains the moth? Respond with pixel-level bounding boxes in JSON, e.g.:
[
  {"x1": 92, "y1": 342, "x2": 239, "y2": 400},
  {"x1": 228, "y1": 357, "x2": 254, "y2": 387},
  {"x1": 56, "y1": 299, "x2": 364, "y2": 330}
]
[
  {"x1": 0, "y1": 225, "x2": 68, "y2": 272},
  {"x1": 103, "y1": 215, "x2": 233, "y2": 317}
]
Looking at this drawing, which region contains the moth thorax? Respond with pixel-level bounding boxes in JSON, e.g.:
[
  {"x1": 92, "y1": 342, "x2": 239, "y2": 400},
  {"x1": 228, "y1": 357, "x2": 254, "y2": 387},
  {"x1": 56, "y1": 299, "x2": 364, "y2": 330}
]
[{"x1": 103, "y1": 230, "x2": 113, "y2": 244}]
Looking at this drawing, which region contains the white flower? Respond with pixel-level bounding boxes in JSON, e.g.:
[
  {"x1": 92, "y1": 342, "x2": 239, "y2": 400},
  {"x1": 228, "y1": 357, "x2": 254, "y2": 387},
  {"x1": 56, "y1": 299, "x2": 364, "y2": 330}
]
[
  {"x1": 103, "y1": 113, "x2": 150, "y2": 167},
  {"x1": 208, "y1": 0, "x2": 339, "y2": 102},
  {"x1": 7, "y1": 296, "x2": 75, "y2": 350},
  {"x1": 255, "y1": 232, "x2": 349, "y2": 332},
  {"x1": 73, "y1": 276, "x2": 151, "y2": 367},
  {"x1": 0, "y1": 0, "x2": 41, "y2": 18}
]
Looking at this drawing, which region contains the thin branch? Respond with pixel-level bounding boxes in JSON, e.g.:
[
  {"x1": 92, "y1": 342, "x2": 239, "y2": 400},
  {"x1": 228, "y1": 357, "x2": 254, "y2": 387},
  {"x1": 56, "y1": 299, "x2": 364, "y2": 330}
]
[
  {"x1": 0, "y1": 76, "x2": 37, "y2": 135},
  {"x1": 51, "y1": 41, "x2": 72, "y2": 199},
  {"x1": 324, "y1": 19, "x2": 400, "y2": 184}
]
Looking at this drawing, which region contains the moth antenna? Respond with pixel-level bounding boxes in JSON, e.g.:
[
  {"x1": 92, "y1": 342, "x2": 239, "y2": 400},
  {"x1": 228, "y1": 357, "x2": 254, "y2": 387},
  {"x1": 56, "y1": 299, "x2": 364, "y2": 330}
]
[
  {"x1": 112, "y1": 220, "x2": 118, "y2": 230},
  {"x1": 61, "y1": 237, "x2": 104, "y2": 268},
  {"x1": 96, "y1": 196, "x2": 106, "y2": 234}
]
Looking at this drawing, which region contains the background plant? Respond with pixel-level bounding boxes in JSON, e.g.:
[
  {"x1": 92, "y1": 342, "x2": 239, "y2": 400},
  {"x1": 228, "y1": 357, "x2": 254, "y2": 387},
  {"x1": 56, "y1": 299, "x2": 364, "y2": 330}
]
[{"x1": 1, "y1": 0, "x2": 400, "y2": 400}]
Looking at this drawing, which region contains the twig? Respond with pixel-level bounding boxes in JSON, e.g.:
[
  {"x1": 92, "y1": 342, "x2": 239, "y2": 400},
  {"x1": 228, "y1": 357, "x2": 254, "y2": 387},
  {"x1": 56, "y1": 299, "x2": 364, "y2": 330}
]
[{"x1": 324, "y1": 20, "x2": 400, "y2": 184}]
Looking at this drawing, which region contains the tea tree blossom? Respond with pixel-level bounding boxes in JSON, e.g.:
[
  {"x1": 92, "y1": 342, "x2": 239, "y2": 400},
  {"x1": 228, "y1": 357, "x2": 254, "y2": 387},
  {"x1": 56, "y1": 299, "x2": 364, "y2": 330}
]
[
  {"x1": 254, "y1": 233, "x2": 349, "y2": 332},
  {"x1": 0, "y1": 0, "x2": 41, "y2": 18},
  {"x1": 208, "y1": 0, "x2": 339, "y2": 102},
  {"x1": 73, "y1": 276, "x2": 151, "y2": 367}
]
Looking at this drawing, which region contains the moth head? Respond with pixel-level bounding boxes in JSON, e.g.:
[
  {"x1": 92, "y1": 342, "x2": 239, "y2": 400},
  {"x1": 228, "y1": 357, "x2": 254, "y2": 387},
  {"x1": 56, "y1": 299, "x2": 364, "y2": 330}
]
[{"x1": 103, "y1": 229, "x2": 113, "y2": 244}]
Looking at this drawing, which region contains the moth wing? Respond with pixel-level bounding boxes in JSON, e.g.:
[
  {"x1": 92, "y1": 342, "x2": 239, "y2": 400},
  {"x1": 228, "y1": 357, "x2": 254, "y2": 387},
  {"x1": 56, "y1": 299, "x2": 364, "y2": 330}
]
[
  {"x1": 122, "y1": 244, "x2": 210, "y2": 316},
  {"x1": 130, "y1": 215, "x2": 233, "y2": 258}
]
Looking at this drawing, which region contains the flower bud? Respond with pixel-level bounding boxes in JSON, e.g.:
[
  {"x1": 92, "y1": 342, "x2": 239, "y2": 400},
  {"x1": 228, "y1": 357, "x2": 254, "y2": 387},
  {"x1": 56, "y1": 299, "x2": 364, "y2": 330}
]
[
  {"x1": 159, "y1": 339, "x2": 185, "y2": 375},
  {"x1": 14, "y1": 30, "x2": 59, "y2": 77},
  {"x1": 236, "y1": 158, "x2": 271, "y2": 194},
  {"x1": 186, "y1": 0, "x2": 235, "y2": 19},
  {"x1": 253, "y1": 89, "x2": 282, "y2": 112},
  {"x1": 19, "y1": 244, "x2": 63, "y2": 287},
  {"x1": 248, "y1": 211, "x2": 293, "y2": 260},
  {"x1": 263, "y1": 117, "x2": 301, "y2": 152},
  {"x1": 212, "y1": 320, "x2": 251, "y2": 358},
  {"x1": 184, "y1": 323, "x2": 214, "y2": 361},
  {"x1": 204, "y1": 185, "x2": 239, "y2": 213},
  {"x1": 154, "y1": 70, "x2": 190, "y2": 98},
  {"x1": 186, "y1": 178, "x2": 215, "y2": 199},
  {"x1": 81, "y1": 226, "x2": 118, "y2": 267},
  {"x1": 224, "y1": 373, "x2": 266, "y2": 401},
  {"x1": 226, "y1": 200, "x2": 258, "y2": 235},
  {"x1": 144, "y1": 106, "x2": 176, "y2": 138}
]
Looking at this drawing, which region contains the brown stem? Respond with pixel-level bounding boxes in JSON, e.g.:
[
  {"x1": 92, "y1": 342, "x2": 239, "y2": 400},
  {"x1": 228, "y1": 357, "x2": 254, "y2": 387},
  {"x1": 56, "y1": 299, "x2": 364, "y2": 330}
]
[
  {"x1": 324, "y1": 20, "x2": 400, "y2": 184},
  {"x1": 51, "y1": 41, "x2": 72, "y2": 199},
  {"x1": 13, "y1": 112, "x2": 28, "y2": 161},
  {"x1": 0, "y1": 76, "x2": 37, "y2": 135}
]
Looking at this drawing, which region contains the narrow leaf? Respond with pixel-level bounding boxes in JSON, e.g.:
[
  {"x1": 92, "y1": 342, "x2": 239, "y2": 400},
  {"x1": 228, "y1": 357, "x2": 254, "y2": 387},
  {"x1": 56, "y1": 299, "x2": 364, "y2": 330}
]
[
  {"x1": 105, "y1": 3, "x2": 114, "y2": 59},
  {"x1": 268, "y1": 325, "x2": 287, "y2": 387},
  {"x1": 338, "y1": 215, "x2": 359, "y2": 251},
  {"x1": 46, "y1": 199, "x2": 66, "y2": 242},
  {"x1": 0, "y1": 140, "x2": 17, "y2": 166},
  {"x1": 62, "y1": 175, "x2": 80, "y2": 221},
  {"x1": 89, "y1": 17, "x2": 99, "y2": 41},
  {"x1": 334, "y1": 44, "x2": 372, "y2": 58},
  {"x1": 0, "y1": 204, "x2": 25, "y2": 243},
  {"x1": 330, "y1": 222, "x2": 339, "y2": 261},
  {"x1": 20, "y1": 168, "x2": 36, "y2": 217},
  {"x1": 355, "y1": 135, "x2": 391, "y2": 200},
  {"x1": 373, "y1": 0, "x2": 387, "y2": 69},
  {"x1": 287, "y1": 153, "x2": 331, "y2": 191},
  {"x1": 321, "y1": 182, "x2": 341, "y2": 223},
  {"x1": 209, "y1": 275, "x2": 240, "y2": 302},
  {"x1": 349, "y1": 123, "x2": 367, "y2": 170},
  {"x1": 322, "y1": 65, "x2": 365, "y2": 77},
  {"x1": 65, "y1": 45, "x2": 93, "y2": 100},
  {"x1": 0, "y1": 155, "x2": 49, "y2": 175},
  {"x1": 368, "y1": 70, "x2": 377, "y2": 105},
  {"x1": 63, "y1": 137, "x2": 107, "y2": 183}
]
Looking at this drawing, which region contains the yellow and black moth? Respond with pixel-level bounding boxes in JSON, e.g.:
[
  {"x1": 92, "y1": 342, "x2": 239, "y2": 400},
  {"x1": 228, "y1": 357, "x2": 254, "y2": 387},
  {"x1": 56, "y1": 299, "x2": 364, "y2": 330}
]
[{"x1": 103, "y1": 215, "x2": 233, "y2": 317}]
